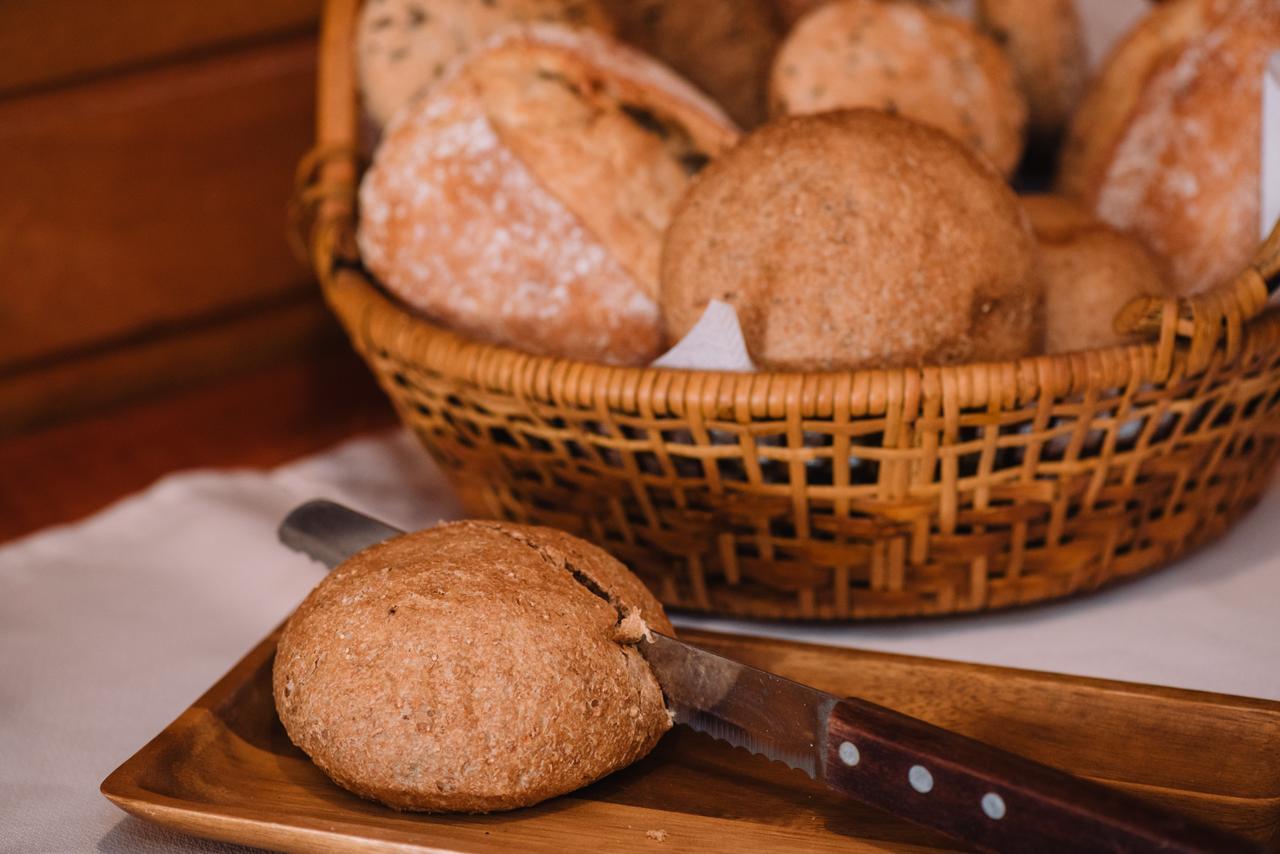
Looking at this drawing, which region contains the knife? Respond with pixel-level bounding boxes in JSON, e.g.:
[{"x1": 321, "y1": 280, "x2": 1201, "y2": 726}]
[{"x1": 278, "y1": 500, "x2": 1257, "y2": 854}]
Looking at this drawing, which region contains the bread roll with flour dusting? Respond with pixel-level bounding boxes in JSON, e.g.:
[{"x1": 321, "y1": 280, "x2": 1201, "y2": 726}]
[
  {"x1": 357, "y1": 26, "x2": 739, "y2": 365},
  {"x1": 1059, "y1": 0, "x2": 1280, "y2": 295}
]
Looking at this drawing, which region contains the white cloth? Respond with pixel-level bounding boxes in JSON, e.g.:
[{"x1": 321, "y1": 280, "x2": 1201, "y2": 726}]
[{"x1": 1, "y1": 428, "x2": 1278, "y2": 853}]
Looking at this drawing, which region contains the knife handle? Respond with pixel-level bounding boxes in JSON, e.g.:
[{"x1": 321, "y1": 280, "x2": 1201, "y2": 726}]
[{"x1": 822, "y1": 697, "x2": 1257, "y2": 854}]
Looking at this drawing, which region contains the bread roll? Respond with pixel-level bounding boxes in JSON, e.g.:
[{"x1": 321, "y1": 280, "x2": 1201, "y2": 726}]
[
  {"x1": 1023, "y1": 195, "x2": 1171, "y2": 354},
  {"x1": 355, "y1": 0, "x2": 613, "y2": 127},
  {"x1": 661, "y1": 110, "x2": 1042, "y2": 371},
  {"x1": 1058, "y1": 0, "x2": 1280, "y2": 295},
  {"x1": 976, "y1": 0, "x2": 1086, "y2": 138},
  {"x1": 599, "y1": 0, "x2": 781, "y2": 128},
  {"x1": 274, "y1": 520, "x2": 674, "y2": 813},
  {"x1": 769, "y1": 0, "x2": 1027, "y2": 176},
  {"x1": 773, "y1": 0, "x2": 976, "y2": 28},
  {"x1": 357, "y1": 26, "x2": 739, "y2": 365}
]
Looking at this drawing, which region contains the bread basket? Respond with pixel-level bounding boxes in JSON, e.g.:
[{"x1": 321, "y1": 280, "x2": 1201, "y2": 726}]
[{"x1": 296, "y1": 0, "x2": 1280, "y2": 619}]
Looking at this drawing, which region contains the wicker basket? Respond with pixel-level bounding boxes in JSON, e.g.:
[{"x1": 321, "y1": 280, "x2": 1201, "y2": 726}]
[{"x1": 297, "y1": 0, "x2": 1280, "y2": 620}]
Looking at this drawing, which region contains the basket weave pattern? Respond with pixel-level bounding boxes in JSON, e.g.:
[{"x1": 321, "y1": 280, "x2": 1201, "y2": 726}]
[{"x1": 305, "y1": 0, "x2": 1280, "y2": 619}]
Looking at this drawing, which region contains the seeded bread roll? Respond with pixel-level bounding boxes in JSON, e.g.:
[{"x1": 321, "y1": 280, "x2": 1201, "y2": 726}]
[
  {"x1": 769, "y1": 0, "x2": 1027, "y2": 176},
  {"x1": 599, "y1": 0, "x2": 782, "y2": 128},
  {"x1": 356, "y1": 0, "x2": 614, "y2": 127},
  {"x1": 1058, "y1": 0, "x2": 1280, "y2": 295},
  {"x1": 662, "y1": 110, "x2": 1042, "y2": 371},
  {"x1": 1023, "y1": 195, "x2": 1171, "y2": 354},
  {"x1": 357, "y1": 26, "x2": 739, "y2": 365},
  {"x1": 976, "y1": 0, "x2": 1086, "y2": 138},
  {"x1": 274, "y1": 520, "x2": 674, "y2": 813}
]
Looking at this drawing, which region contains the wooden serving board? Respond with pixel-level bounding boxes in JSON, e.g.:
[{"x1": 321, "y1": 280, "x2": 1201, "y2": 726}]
[{"x1": 101, "y1": 628, "x2": 1280, "y2": 852}]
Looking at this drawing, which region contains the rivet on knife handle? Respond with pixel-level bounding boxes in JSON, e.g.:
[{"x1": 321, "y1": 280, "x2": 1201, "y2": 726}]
[{"x1": 822, "y1": 697, "x2": 1258, "y2": 854}]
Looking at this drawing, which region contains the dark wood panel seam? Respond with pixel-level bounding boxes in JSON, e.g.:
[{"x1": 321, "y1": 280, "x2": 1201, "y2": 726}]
[
  {"x1": 0, "y1": 23, "x2": 320, "y2": 103},
  {"x1": 0, "y1": 283, "x2": 322, "y2": 381}
]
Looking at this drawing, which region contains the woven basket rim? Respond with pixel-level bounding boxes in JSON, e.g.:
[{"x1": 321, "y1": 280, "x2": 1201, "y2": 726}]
[{"x1": 324, "y1": 264, "x2": 1280, "y2": 418}]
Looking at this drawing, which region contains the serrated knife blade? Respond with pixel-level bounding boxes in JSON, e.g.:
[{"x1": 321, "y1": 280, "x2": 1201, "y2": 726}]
[
  {"x1": 637, "y1": 632, "x2": 832, "y2": 778},
  {"x1": 277, "y1": 500, "x2": 1257, "y2": 854}
]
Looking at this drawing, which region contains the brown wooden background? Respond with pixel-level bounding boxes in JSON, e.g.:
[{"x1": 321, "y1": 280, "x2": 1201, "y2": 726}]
[{"x1": 0, "y1": 0, "x2": 339, "y2": 436}]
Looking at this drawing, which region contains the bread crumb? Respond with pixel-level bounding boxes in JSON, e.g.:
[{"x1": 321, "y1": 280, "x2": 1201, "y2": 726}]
[
  {"x1": 612, "y1": 608, "x2": 653, "y2": 645},
  {"x1": 646, "y1": 829, "x2": 668, "y2": 842}
]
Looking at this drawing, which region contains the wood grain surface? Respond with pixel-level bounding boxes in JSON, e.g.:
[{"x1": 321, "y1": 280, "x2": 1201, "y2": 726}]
[
  {"x1": 0, "y1": 0, "x2": 320, "y2": 96},
  {"x1": 101, "y1": 628, "x2": 1280, "y2": 852},
  {"x1": 0, "y1": 35, "x2": 316, "y2": 373},
  {"x1": 0, "y1": 351, "x2": 395, "y2": 543},
  {"x1": 0, "y1": 25, "x2": 324, "y2": 432}
]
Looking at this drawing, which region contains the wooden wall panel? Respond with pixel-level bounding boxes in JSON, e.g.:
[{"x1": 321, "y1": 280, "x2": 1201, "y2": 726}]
[
  {"x1": 0, "y1": 34, "x2": 319, "y2": 375},
  {"x1": 0, "y1": 296, "x2": 343, "y2": 436},
  {"x1": 0, "y1": 0, "x2": 321, "y2": 96}
]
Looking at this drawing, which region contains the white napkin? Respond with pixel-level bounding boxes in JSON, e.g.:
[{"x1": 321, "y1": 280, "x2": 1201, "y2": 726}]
[{"x1": 651, "y1": 299, "x2": 755, "y2": 372}]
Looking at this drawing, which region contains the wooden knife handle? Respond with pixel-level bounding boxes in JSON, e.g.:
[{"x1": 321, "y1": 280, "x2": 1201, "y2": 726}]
[{"x1": 822, "y1": 697, "x2": 1258, "y2": 853}]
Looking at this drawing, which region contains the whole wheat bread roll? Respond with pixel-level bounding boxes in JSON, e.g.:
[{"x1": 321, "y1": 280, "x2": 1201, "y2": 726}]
[
  {"x1": 769, "y1": 0, "x2": 1027, "y2": 176},
  {"x1": 357, "y1": 25, "x2": 739, "y2": 365},
  {"x1": 976, "y1": 0, "x2": 1086, "y2": 138},
  {"x1": 274, "y1": 520, "x2": 674, "y2": 813},
  {"x1": 1023, "y1": 195, "x2": 1171, "y2": 354},
  {"x1": 1058, "y1": 0, "x2": 1280, "y2": 295},
  {"x1": 355, "y1": 0, "x2": 613, "y2": 127},
  {"x1": 661, "y1": 110, "x2": 1042, "y2": 371},
  {"x1": 599, "y1": 0, "x2": 782, "y2": 128}
]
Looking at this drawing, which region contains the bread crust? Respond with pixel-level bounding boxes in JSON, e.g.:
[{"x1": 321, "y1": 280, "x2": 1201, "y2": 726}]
[
  {"x1": 772, "y1": 0, "x2": 976, "y2": 29},
  {"x1": 976, "y1": 0, "x2": 1086, "y2": 137},
  {"x1": 1023, "y1": 195, "x2": 1171, "y2": 354},
  {"x1": 600, "y1": 0, "x2": 782, "y2": 128},
  {"x1": 356, "y1": 0, "x2": 614, "y2": 127},
  {"x1": 273, "y1": 520, "x2": 674, "y2": 813},
  {"x1": 769, "y1": 0, "x2": 1027, "y2": 176},
  {"x1": 661, "y1": 110, "x2": 1042, "y2": 371},
  {"x1": 357, "y1": 26, "x2": 739, "y2": 365},
  {"x1": 1058, "y1": 0, "x2": 1279, "y2": 295}
]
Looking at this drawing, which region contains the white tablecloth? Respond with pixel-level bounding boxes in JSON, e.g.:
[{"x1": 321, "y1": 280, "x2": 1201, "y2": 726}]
[{"x1": 1, "y1": 428, "x2": 1277, "y2": 853}]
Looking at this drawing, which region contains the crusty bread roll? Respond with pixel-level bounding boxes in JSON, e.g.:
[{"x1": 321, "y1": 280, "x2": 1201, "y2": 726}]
[
  {"x1": 274, "y1": 520, "x2": 674, "y2": 813},
  {"x1": 357, "y1": 26, "x2": 739, "y2": 365},
  {"x1": 1023, "y1": 195, "x2": 1172, "y2": 354},
  {"x1": 599, "y1": 0, "x2": 782, "y2": 128},
  {"x1": 976, "y1": 0, "x2": 1086, "y2": 138},
  {"x1": 355, "y1": 0, "x2": 614, "y2": 127},
  {"x1": 662, "y1": 110, "x2": 1042, "y2": 371},
  {"x1": 1058, "y1": 0, "x2": 1280, "y2": 296},
  {"x1": 772, "y1": 0, "x2": 975, "y2": 29},
  {"x1": 769, "y1": 0, "x2": 1027, "y2": 176}
]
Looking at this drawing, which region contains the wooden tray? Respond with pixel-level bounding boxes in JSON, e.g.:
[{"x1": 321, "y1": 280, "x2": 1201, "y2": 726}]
[{"x1": 102, "y1": 628, "x2": 1280, "y2": 852}]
